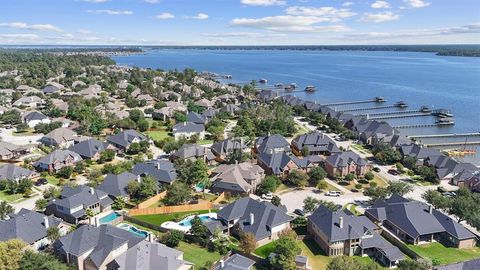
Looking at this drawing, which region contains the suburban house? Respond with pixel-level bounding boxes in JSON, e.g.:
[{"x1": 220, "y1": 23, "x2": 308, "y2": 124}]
[
  {"x1": 187, "y1": 111, "x2": 208, "y2": 125},
  {"x1": 33, "y1": 149, "x2": 83, "y2": 173},
  {"x1": 0, "y1": 208, "x2": 65, "y2": 250},
  {"x1": 54, "y1": 224, "x2": 192, "y2": 270},
  {"x1": 23, "y1": 110, "x2": 51, "y2": 128},
  {"x1": 324, "y1": 151, "x2": 370, "y2": 178},
  {"x1": 423, "y1": 154, "x2": 478, "y2": 181},
  {"x1": 45, "y1": 185, "x2": 113, "y2": 224},
  {"x1": 291, "y1": 131, "x2": 341, "y2": 156},
  {"x1": 399, "y1": 144, "x2": 443, "y2": 166},
  {"x1": 132, "y1": 160, "x2": 177, "y2": 187},
  {"x1": 107, "y1": 129, "x2": 148, "y2": 152},
  {"x1": 308, "y1": 206, "x2": 404, "y2": 268},
  {"x1": 213, "y1": 254, "x2": 255, "y2": 270},
  {"x1": 42, "y1": 84, "x2": 61, "y2": 94},
  {"x1": 208, "y1": 197, "x2": 292, "y2": 246},
  {"x1": 256, "y1": 151, "x2": 318, "y2": 176},
  {"x1": 211, "y1": 138, "x2": 247, "y2": 162},
  {"x1": 210, "y1": 162, "x2": 265, "y2": 195},
  {"x1": 0, "y1": 163, "x2": 38, "y2": 182},
  {"x1": 172, "y1": 122, "x2": 205, "y2": 140},
  {"x1": 253, "y1": 134, "x2": 291, "y2": 156},
  {"x1": 12, "y1": 95, "x2": 44, "y2": 109},
  {"x1": 170, "y1": 144, "x2": 216, "y2": 164},
  {"x1": 40, "y1": 127, "x2": 78, "y2": 148},
  {"x1": 0, "y1": 141, "x2": 31, "y2": 160},
  {"x1": 69, "y1": 138, "x2": 112, "y2": 160},
  {"x1": 152, "y1": 101, "x2": 187, "y2": 121},
  {"x1": 365, "y1": 194, "x2": 477, "y2": 248},
  {"x1": 97, "y1": 172, "x2": 138, "y2": 200}
]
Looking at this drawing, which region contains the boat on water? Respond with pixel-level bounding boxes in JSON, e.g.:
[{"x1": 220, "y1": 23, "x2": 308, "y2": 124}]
[
  {"x1": 433, "y1": 109, "x2": 454, "y2": 118},
  {"x1": 375, "y1": 96, "x2": 386, "y2": 103},
  {"x1": 284, "y1": 85, "x2": 294, "y2": 92},
  {"x1": 395, "y1": 101, "x2": 408, "y2": 108},
  {"x1": 290, "y1": 83, "x2": 297, "y2": 88},
  {"x1": 274, "y1": 83, "x2": 283, "y2": 88},
  {"x1": 259, "y1": 78, "x2": 268, "y2": 84},
  {"x1": 436, "y1": 118, "x2": 455, "y2": 125},
  {"x1": 222, "y1": 74, "x2": 232, "y2": 79},
  {"x1": 305, "y1": 85, "x2": 316, "y2": 92},
  {"x1": 420, "y1": 105, "x2": 432, "y2": 113}
]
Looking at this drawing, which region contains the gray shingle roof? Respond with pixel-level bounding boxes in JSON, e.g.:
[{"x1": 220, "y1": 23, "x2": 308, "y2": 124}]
[
  {"x1": 211, "y1": 163, "x2": 264, "y2": 194},
  {"x1": 97, "y1": 172, "x2": 138, "y2": 198},
  {"x1": 53, "y1": 185, "x2": 113, "y2": 213},
  {"x1": 69, "y1": 138, "x2": 109, "y2": 159},
  {"x1": 215, "y1": 254, "x2": 255, "y2": 270},
  {"x1": 255, "y1": 134, "x2": 290, "y2": 154},
  {"x1": 434, "y1": 258, "x2": 480, "y2": 270},
  {"x1": 171, "y1": 144, "x2": 215, "y2": 160},
  {"x1": 218, "y1": 197, "x2": 292, "y2": 241},
  {"x1": 0, "y1": 163, "x2": 35, "y2": 182},
  {"x1": 24, "y1": 111, "x2": 48, "y2": 122},
  {"x1": 33, "y1": 149, "x2": 82, "y2": 167},
  {"x1": 41, "y1": 127, "x2": 77, "y2": 146},
  {"x1": 132, "y1": 160, "x2": 177, "y2": 185},
  {"x1": 0, "y1": 208, "x2": 61, "y2": 244},
  {"x1": 107, "y1": 129, "x2": 147, "y2": 149},
  {"x1": 172, "y1": 122, "x2": 205, "y2": 134},
  {"x1": 292, "y1": 131, "x2": 340, "y2": 154},
  {"x1": 211, "y1": 138, "x2": 247, "y2": 157},
  {"x1": 187, "y1": 111, "x2": 207, "y2": 124},
  {"x1": 325, "y1": 151, "x2": 367, "y2": 168}
]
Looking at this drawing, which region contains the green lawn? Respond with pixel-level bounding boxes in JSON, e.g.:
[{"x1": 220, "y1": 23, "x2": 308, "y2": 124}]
[
  {"x1": 177, "y1": 241, "x2": 222, "y2": 268},
  {"x1": 134, "y1": 209, "x2": 215, "y2": 226},
  {"x1": 298, "y1": 238, "x2": 332, "y2": 270},
  {"x1": 408, "y1": 242, "x2": 480, "y2": 265},
  {"x1": 145, "y1": 130, "x2": 171, "y2": 141},
  {"x1": 45, "y1": 175, "x2": 61, "y2": 186},
  {"x1": 198, "y1": 139, "x2": 214, "y2": 145},
  {"x1": 254, "y1": 241, "x2": 276, "y2": 258},
  {"x1": 0, "y1": 190, "x2": 24, "y2": 203},
  {"x1": 292, "y1": 123, "x2": 310, "y2": 137}
]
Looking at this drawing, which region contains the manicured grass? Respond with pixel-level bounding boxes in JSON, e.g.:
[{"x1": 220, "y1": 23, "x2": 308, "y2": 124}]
[
  {"x1": 198, "y1": 139, "x2": 214, "y2": 145},
  {"x1": 254, "y1": 241, "x2": 276, "y2": 258},
  {"x1": 293, "y1": 123, "x2": 310, "y2": 137},
  {"x1": 298, "y1": 238, "x2": 332, "y2": 270},
  {"x1": 345, "y1": 204, "x2": 362, "y2": 216},
  {"x1": 351, "y1": 144, "x2": 371, "y2": 155},
  {"x1": 177, "y1": 241, "x2": 222, "y2": 268},
  {"x1": 134, "y1": 209, "x2": 215, "y2": 226},
  {"x1": 45, "y1": 175, "x2": 61, "y2": 186},
  {"x1": 372, "y1": 174, "x2": 389, "y2": 187},
  {"x1": 145, "y1": 130, "x2": 172, "y2": 141},
  {"x1": 408, "y1": 242, "x2": 480, "y2": 265},
  {"x1": 0, "y1": 190, "x2": 24, "y2": 203}
]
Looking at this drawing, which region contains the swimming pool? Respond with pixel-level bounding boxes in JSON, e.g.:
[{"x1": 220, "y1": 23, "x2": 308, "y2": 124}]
[
  {"x1": 99, "y1": 212, "x2": 122, "y2": 224},
  {"x1": 161, "y1": 213, "x2": 217, "y2": 232},
  {"x1": 117, "y1": 223, "x2": 149, "y2": 238}
]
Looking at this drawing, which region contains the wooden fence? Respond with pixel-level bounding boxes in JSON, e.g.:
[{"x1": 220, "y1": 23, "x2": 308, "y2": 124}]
[
  {"x1": 212, "y1": 192, "x2": 226, "y2": 205},
  {"x1": 128, "y1": 201, "x2": 214, "y2": 216},
  {"x1": 136, "y1": 191, "x2": 166, "y2": 209}
]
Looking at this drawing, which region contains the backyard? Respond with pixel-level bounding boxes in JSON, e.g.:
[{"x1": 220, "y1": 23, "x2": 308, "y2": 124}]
[
  {"x1": 134, "y1": 209, "x2": 216, "y2": 226},
  {"x1": 408, "y1": 242, "x2": 480, "y2": 265},
  {"x1": 177, "y1": 241, "x2": 222, "y2": 268}
]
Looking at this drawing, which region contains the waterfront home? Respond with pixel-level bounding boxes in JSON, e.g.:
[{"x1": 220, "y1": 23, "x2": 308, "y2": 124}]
[
  {"x1": 359, "y1": 121, "x2": 395, "y2": 145},
  {"x1": 13, "y1": 95, "x2": 44, "y2": 109},
  {"x1": 308, "y1": 205, "x2": 404, "y2": 268},
  {"x1": 97, "y1": 172, "x2": 138, "y2": 200},
  {"x1": 257, "y1": 90, "x2": 278, "y2": 103},
  {"x1": 172, "y1": 122, "x2": 205, "y2": 140},
  {"x1": 256, "y1": 151, "x2": 318, "y2": 176},
  {"x1": 324, "y1": 151, "x2": 370, "y2": 178},
  {"x1": 0, "y1": 141, "x2": 31, "y2": 160},
  {"x1": 33, "y1": 149, "x2": 83, "y2": 173},
  {"x1": 0, "y1": 163, "x2": 38, "y2": 182},
  {"x1": 40, "y1": 127, "x2": 78, "y2": 148},
  {"x1": 211, "y1": 138, "x2": 248, "y2": 162},
  {"x1": 365, "y1": 194, "x2": 477, "y2": 248},
  {"x1": 23, "y1": 110, "x2": 51, "y2": 128},
  {"x1": 398, "y1": 143, "x2": 443, "y2": 166},
  {"x1": 132, "y1": 160, "x2": 177, "y2": 187},
  {"x1": 0, "y1": 208, "x2": 64, "y2": 250},
  {"x1": 291, "y1": 131, "x2": 341, "y2": 156},
  {"x1": 253, "y1": 134, "x2": 291, "y2": 155},
  {"x1": 211, "y1": 197, "x2": 292, "y2": 246},
  {"x1": 45, "y1": 185, "x2": 113, "y2": 224},
  {"x1": 213, "y1": 254, "x2": 255, "y2": 270},
  {"x1": 107, "y1": 129, "x2": 148, "y2": 152},
  {"x1": 54, "y1": 224, "x2": 191, "y2": 270},
  {"x1": 170, "y1": 143, "x2": 216, "y2": 164},
  {"x1": 423, "y1": 154, "x2": 478, "y2": 181},
  {"x1": 69, "y1": 138, "x2": 112, "y2": 160},
  {"x1": 210, "y1": 162, "x2": 265, "y2": 195}
]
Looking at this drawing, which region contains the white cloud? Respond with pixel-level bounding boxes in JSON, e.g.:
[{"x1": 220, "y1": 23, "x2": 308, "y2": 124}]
[
  {"x1": 87, "y1": 10, "x2": 133, "y2": 15},
  {"x1": 360, "y1": 11, "x2": 400, "y2": 23},
  {"x1": 144, "y1": 0, "x2": 160, "y2": 3},
  {"x1": 82, "y1": 0, "x2": 110, "y2": 3},
  {"x1": 0, "y1": 34, "x2": 39, "y2": 40},
  {"x1": 285, "y1": 6, "x2": 356, "y2": 21},
  {"x1": 404, "y1": 0, "x2": 430, "y2": 8},
  {"x1": 342, "y1": 2, "x2": 354, "y2": 7},
  {"x1": 156, "y1": 13, "x2": 175, "y2": 19},
  {"x1": 77, "y1": 29, "x2": 92, "y2": 34},
  {"x1": 371, "y1": 1, "x2": 390, "y2": 9},
  {"x1": 240, "y1": 0, "x2": 286, "y2": 6},
  {"x1": 187, "y1": 13, "x2": 209, "y2": 20},
  {"x1": 203, "y1": 32, "x2": 287, "y2": 38},
  {"x1": 231, "y1": 15, "x2": 349, "y2": 32},
  {"x1": 0, "y1": 22, "x2": 62, "y2": 32}
]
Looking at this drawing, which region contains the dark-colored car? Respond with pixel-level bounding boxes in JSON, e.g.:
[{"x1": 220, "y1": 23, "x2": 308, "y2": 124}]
[
  {"x1": 293, "y1": 209, "x2": 305, "y2": 216},
  {"x1": 388, "y1": 169, "x2": 399, "y2": 175},
  {"x1": 35, "y1": 178, "x2": 48, "y2": 186},
  {"x1": 372, "y1": 167, "x2": 381, "y2": 172}
]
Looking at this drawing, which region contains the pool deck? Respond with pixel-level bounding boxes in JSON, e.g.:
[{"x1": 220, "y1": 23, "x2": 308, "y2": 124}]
[{"x1": 161, "y1": 213, "x2": 218, "y2": 232}]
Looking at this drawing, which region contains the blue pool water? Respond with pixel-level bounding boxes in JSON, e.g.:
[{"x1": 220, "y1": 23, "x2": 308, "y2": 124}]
[
  {"x1": 179, "y1": 215, "x2": 215, "y2": 227},
  {"x1": 118, "y1": 223, "x2": 149, "y2": 238},
  {"x1": 99, "y1": 212, "x2": 121, "y2": 224}
]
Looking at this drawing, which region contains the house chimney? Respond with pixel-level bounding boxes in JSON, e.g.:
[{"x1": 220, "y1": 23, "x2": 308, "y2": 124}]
[
  {"x1": 148, "y1": 232, "x2": 154, "y2": 242},
  {"x1": 183, "y1": 122, "x2": 186, "y2": 126},
  {"x1": 156, "y1": 162, "x2": 161, "y2": 170},
  {"x1": 90, "y1": 187, "x2": 95, "y2": 195},
  {"x1": 94, "y1": 216, "x2": 99, "y2": 227},
  {"x1": 249, "y1": 213, "x2": 254, "y2": 225},
  {"x1": 429, "y1": 205, "x2": 433, "y2": 214},
  {"x1": 339, "y1": 217, "x2": 344, "y2": 229},
  {"x1": 137, "y1": 175, "x2": 141, "y2": 183},
  {"x1": 220, "y1": 260, "x2": 225, "y2": 269},
  {"x1": 43, "y1": 216, "x2": 49, "y2": 229}
]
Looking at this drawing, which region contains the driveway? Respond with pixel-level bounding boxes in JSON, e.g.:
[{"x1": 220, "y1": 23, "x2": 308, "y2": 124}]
[{"x1": 0, "y1": 128, "x2": 43, "y2": 145}]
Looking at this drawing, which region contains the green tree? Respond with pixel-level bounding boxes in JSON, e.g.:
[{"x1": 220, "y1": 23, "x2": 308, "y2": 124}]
[
  {"x1": 286, "y1": 170, "x2": 309, "y2": 188},
  {"x1": 301, "y1": 146, "x2": 310, "y2": 156},
  {"x1": 316, "y1": 180, "x2": 328, "y2": 190},
  {"x1": 344, "y1": 173, "x2": 355, "y2": 183},
  {"x1": 112, "y1": 197, "x2": 126, "y2": 210},
  {"x1": 190, "y1": 216, "x2": 209, "y2": 245},
  {"x1": 19, "y1": 250, "x2": 71, "y2": 270},
  {"x1": 0, "y1": 201, "x2": 13, "y2": 220},
  {"x1": 257, "y1": 176, "x2": 280, "y2": 195},
  {"x1": 372, "y1": 143, "x2": 402, "y2": 165},
  {"x1": 137, "y1": 176, "x2": 158, "y2": 200},
  {"x1": 308, "y1": 167, "x2": 327, "y2": 186},
  {"x1": 422, "y1": 190, "x2": 452, "y2": 211},
  {"x1": 387, "y1": 181, "x2": 413, "y2": 196},
  {"x1": 163, "y1": 182, "x2": 192, "y2": 206},
  {"x1": 57, "y1": 166, "x2": 73, "y2": 179},
  {"x1": 326, "y1": 256, "x2": 361, "y2": 270},
  {"x1": 239, "y1": 232, "x2": 256, "y2": 254},
  {"x1": 303, "y1": 196, "x2": 320, "y2": 213},
  {"x1": 271, "y1": 195, "x2": 281, "y2": 207},
  {"x1": 176, "y1": 158, "x2": 209, "y2": 186},
  {"x1": 161, "y1": 230, "x2": 184, "y2": 248},
  {"x1": 270, "y1": 234, "x2": 301, "y2": 270},
  {"x1": 0, "y1": 239, "x2": 27, "y2": 270},
  {"x1": 46, "y1": 227, "x2": 60, "y2": 243},
  {"x1": 35, "y1": 198, "x2": 49, "y2": 211},
  {"x1": 363, "y1": 187, "x2": 389, "y2": 202},
  {"x1": 98, "y1": 149, "x2": 116, "y2": 163},
  {"x1": 364, "y1": 172, "x2": 374, "y2": 181},
  {"x1": 397, "y1": 259, "x2": 431, "y2": 270}
]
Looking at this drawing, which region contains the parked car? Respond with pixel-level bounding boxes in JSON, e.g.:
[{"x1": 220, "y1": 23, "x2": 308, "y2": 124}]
[
  {"x1": 325, "y1": 191, "x2": 341, "y2": 197},
  {"x1": 35, "y1": 178, "x2": 48, "y2": 186},
  {"x1": 388, "y1": 169, "x2": 399, "y2": 175},
  {"x1": 262, "y1": 192, "x2": 273, "y2": 200},
  {"x1": 372, "y1": 167, "x2": 381, "y2": 172},
  {"x1": 293, "y1": 209, "x2": 305, "y2": 216}
]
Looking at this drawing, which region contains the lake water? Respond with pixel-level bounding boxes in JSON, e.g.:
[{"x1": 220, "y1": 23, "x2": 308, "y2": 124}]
[{"x1": 112, "y1": 49, "x2": 480, "y2": 164}]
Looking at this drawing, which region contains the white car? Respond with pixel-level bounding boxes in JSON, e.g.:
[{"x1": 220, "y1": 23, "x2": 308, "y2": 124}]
[
  {"x1": 262, "y1": 192, "x2": 273, "y2": 200},
  {"x1": 325, "y1": 191, "x2": 341, "y2": 197}
]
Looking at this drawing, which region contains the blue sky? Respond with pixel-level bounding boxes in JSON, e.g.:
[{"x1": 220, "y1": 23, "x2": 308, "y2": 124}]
[{"x1": 0, "y1": 0, "x2": 479, "y2": 45}]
